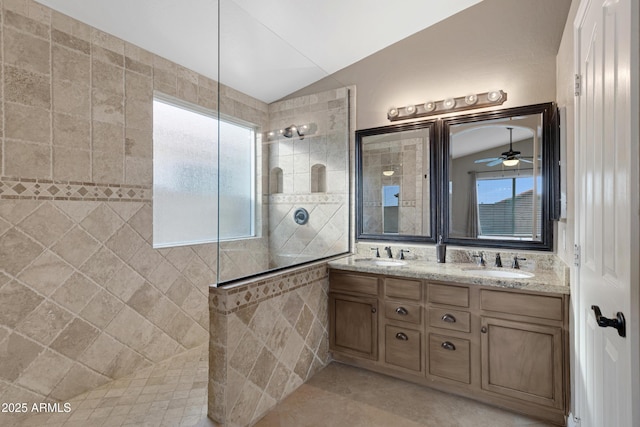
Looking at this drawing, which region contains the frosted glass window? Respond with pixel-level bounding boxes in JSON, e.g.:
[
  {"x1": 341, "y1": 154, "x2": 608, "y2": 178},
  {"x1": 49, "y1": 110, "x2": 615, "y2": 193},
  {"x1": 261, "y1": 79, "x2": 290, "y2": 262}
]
[
  {"x1": 218, "y1": 119, "x2": 255, "y2": 239},
  {"x1": 153, "y1": 96, "x2": 255, "y2": 248}
]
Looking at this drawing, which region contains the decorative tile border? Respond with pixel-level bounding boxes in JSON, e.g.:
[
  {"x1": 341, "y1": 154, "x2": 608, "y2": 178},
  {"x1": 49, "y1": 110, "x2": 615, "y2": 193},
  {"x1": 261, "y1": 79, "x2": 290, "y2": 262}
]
[
  {"x1": 0, "y1": 177, "x2": 151, "y2": 201},
  {"x1": 209, "y1": 263, "x2": 329, "y2": 314},
  {"x1": 269, "y1": 193, "x2": 346, "y2": 204}
]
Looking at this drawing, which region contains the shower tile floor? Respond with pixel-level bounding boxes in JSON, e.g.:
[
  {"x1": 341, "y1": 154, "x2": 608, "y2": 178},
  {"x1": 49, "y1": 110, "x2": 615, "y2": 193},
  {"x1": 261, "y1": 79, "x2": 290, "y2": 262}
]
[
  {"x1": 15, "y1": 349, "x2": 556, "y2": 427},
  {"x1": 16, "y1": 345, "x2": 210, "y2": 427}
]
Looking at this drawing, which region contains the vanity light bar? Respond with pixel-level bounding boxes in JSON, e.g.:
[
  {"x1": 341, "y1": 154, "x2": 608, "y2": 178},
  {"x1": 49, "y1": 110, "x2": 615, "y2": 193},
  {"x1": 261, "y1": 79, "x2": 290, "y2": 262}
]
[{"x1": 387, "y1": 90, "x2": 507, "y2": 122}]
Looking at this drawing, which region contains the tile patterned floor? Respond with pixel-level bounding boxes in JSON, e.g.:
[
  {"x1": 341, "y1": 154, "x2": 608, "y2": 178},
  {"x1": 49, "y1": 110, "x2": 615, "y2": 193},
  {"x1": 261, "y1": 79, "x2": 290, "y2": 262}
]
[
  {"x1": 13, "y1": 345, "x2": 210, "y2": 427},
  {"x1": 254, "y1": 363, "x2": 558, "y2": 427},
  {"x1": 12, "y1": 352, "x2": 558, "y2": 427}
]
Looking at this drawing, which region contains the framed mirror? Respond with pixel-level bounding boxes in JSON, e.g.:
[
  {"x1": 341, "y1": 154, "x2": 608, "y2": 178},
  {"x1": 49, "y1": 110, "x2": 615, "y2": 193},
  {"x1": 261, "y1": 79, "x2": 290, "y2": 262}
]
[
  {"x1": 442, "y1": 103, "x2": 558, "y2": 250},
  {"x1": 355, "y1": 103, "x2": 559, "y2": 250},
  {"x1": 356, "y1": 121, "x2": 437, "y2": 242}
]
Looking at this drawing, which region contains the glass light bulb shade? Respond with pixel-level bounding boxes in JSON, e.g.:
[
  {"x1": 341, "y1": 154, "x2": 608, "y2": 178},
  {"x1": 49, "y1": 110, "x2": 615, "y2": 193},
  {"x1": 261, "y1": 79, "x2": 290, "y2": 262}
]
[
  {"x1": 502, "y1": 158, "x2": 520, "y2": 167},
  {"x1": 424, "y1": 101, "x2": 436, "y2": 112},
  {"x1": 443, "y1": 98, "x2": 456, "y2": 109},
  {"x1": 405, "y1": 104, "x2": 416, "y2": 114},
  {"x1": 487, "y1": 90, "x2": 503, "y2": 102},
  {"x1": 464, "y1": 94, "x2": 478, "y2": 105},
  {"x1": 388, "y1": 107, "x2": 399, "y2": 118},
  {"x1": 382, "y1": 170, "x2": 395, "y2": 176}
]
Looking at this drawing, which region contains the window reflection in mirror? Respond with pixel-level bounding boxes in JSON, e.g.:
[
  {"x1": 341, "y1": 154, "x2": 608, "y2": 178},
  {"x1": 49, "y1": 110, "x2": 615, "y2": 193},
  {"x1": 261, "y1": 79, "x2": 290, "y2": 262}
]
[
  {"x1": 357, "y1": 123, "x2": 435, "y2": 241},
  {"x1": 448, "y1": 114, "x2": 543, "y2": 241},
  {"x1": 442, "y1": 103, "x2": 557, "y2": 251}
]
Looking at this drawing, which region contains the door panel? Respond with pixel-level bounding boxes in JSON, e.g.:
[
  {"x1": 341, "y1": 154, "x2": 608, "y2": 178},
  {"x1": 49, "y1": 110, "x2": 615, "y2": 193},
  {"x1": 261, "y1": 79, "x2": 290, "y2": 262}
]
[
  {"x1": 481, "y1": 317, "x2": 563, "y2": 408},
  {"x1": 329, "y1": 293, "x2": 378, "y2": 360},
  {"x1": 575, "y1": 0, "x2": 638, "y2": 425}
]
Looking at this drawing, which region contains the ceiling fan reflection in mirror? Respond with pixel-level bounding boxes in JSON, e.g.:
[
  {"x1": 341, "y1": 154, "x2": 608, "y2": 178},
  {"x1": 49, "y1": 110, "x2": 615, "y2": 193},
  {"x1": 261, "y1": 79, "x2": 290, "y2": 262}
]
[{"x1": 474, "y1": 127, "x2": 533, "y2": 167}]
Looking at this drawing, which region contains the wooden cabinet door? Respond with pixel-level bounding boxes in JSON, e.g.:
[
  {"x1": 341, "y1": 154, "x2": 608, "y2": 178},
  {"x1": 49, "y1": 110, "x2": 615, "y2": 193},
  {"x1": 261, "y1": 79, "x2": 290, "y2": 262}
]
[
  {"x1": 329, "y1": 293, "x2": 378, "y2": 360},
  {"x1": 480, "y1": 317, "x2": 563, "y2": 409}
]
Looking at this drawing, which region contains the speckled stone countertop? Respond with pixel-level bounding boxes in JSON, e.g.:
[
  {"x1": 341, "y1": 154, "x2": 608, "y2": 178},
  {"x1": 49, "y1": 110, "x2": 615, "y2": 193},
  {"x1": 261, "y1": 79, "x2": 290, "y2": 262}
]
[{"x1": 328, "y1": 255, "x2": 570, "y2": 295}]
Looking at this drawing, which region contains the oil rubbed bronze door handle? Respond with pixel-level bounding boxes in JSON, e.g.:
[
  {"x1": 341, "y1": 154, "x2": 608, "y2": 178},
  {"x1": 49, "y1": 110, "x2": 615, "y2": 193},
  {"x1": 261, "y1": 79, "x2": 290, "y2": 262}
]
[{"x1": 591, "y1": 305, "x2": 626, "y2": 337}]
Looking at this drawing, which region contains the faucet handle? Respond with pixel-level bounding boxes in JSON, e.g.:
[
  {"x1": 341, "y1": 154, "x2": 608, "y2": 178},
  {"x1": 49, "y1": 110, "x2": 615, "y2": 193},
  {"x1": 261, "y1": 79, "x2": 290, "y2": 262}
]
[
  {"x1": 495, "y1": 253, "x2": 502, "y2": 268},
  {"x1": 399, "y1": 249, "x2": 410, "y2": 260},
  {"x1": 370, "y1": 247, "x2": 380, "y2": 258},
  {"x1": 472, "y1": 252, "x2": 486, "y2": 266},
  {"x1": 512, "y1": 256, "x2": 526, "y2": 269}
]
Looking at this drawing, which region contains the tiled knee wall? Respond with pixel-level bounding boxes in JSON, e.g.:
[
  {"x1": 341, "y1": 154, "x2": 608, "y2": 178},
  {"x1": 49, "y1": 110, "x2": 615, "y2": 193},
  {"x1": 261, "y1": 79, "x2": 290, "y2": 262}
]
[{"x1": 208, "y1": 263, "x2": 330, "y2": 427}]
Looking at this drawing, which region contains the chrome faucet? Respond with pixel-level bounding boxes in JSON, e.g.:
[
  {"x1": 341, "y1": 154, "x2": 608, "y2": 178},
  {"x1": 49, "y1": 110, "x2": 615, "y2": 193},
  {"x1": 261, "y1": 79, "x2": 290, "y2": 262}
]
[
  {"x1": 512, "y1": 256, "x2": 526, "y2": 269},
  {"x1": 399, "y1": 249, "x2": 410, "y2": 260},
  {"x1": 370, "y1": 247, "x2": 380, "y2": 258},
  {"x1": 472, "y1": 252, "x2": 486, "y2": 266},
  {"x1": 384, "y1": 246, "x2": 393, "y2": 258}
]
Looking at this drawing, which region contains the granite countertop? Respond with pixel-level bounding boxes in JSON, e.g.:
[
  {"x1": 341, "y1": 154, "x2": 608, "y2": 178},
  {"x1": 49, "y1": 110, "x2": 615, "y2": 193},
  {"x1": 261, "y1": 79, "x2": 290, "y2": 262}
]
[{"x1": 328, "y1": 255, "x2": 570, "y2": 295}]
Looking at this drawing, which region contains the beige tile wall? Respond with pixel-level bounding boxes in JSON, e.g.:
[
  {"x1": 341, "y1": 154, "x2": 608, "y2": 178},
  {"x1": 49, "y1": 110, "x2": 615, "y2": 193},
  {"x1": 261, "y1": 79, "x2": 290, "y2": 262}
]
[
  {"x1": 266, "y1": 89, "x2": 350, "y2": 269},
  {"x1": 208, "y1": 263, "x2": 329, "y2": 427},
  {"x1": 0, "y1": 0, "x2": 267, "y2": 409}
]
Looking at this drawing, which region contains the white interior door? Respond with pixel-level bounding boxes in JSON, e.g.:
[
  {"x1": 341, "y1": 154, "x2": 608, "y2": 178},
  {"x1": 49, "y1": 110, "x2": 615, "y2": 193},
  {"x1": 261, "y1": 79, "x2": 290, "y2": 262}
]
[{"x1": 574, "y1": 0, "x2": 639, "y2": 426}]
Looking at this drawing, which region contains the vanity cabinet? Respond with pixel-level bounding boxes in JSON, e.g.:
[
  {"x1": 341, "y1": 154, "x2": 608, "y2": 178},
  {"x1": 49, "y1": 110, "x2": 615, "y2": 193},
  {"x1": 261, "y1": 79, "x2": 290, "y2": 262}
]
[
  {"x1": 479, "y1": 289, "x2": 565, "y2": 409},
  {"x1": 480, "y1": 317, "x2": 563, "y2": 408},
  {"x1": 382, "y1": 277, "x2": 423, "y2": 374},
  {"x1": 329, "y1": 272, "x2": 379, "y2": 360},
  {"x1": 329, "y1": 268, "x2": 569, "y2": 426},
  {"x1": 426, "y1": 282, "x2": 474, "y2": 385}
]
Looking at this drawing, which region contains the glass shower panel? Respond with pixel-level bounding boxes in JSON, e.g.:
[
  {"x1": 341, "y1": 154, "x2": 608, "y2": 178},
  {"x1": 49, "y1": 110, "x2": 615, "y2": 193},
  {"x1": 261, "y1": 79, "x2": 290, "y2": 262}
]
[{"x1": 217, "y1": 0, "x2": 350, "y2": 283}]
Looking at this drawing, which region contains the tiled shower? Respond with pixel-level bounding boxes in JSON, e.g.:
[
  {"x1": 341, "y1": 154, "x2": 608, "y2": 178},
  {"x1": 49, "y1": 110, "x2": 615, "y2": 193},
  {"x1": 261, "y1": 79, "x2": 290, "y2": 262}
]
[{"x1": 0, "y1": 0, "x2": 351, "y2": 425}]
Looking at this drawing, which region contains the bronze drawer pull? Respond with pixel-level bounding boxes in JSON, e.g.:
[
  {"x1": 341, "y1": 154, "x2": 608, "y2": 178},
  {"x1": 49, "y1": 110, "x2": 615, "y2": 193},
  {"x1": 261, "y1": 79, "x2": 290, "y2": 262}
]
[
  {"x1": 441, "y1": 313, "x2": 456, "y2": 323},
  {"x1": 441, "y1": 341, "x2": 456, "y2": 351},
  {"x1": 395, "y1": 332, "x2": 409, "y2": 341},
  {"x1": 395, "y1": 307, "x2": 409, "y2": 315}
]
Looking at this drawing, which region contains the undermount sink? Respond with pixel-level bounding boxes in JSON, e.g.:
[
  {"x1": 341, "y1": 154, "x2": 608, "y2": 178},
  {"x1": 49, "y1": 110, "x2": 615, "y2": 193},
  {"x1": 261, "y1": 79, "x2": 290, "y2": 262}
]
[
  {"x1": 465, "y1": 269, "x2": 534, "y2": 279},
  {"x1": 372, "y1": 260, "x2": 407, "y2": 267}
]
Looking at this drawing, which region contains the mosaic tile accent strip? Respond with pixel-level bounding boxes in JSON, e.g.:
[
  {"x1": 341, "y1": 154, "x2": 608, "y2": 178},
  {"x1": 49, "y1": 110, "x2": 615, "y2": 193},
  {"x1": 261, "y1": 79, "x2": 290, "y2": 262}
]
[
  {"x1": 209, "y1": 263, "x2": 329, "y2": 314},
  {"x1": 0, "y1": 177, "x2": 151, "y2": 202},
  {"x1": 268, "y1": 193, "x2": 346, "y2": 204}
]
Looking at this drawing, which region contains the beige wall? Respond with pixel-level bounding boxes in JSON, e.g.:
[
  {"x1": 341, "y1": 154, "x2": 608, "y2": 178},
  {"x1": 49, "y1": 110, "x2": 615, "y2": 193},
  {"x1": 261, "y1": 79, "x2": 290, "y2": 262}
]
[
  {"x1": 0, "y1": 0, "x2": 266, "y2": 405},
  {"x1": 555, "y1": 0, "x2": 580, "y2": 264},
  {"x1": 290, "y1": 0, "x2": 571, "y2": 130}
]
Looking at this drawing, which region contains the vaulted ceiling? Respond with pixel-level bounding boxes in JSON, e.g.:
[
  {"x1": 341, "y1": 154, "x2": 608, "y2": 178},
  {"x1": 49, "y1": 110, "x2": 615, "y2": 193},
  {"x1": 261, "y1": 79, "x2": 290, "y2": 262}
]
[{"x1": 34, "y1": 0, "x2": 482, "y2": 102}]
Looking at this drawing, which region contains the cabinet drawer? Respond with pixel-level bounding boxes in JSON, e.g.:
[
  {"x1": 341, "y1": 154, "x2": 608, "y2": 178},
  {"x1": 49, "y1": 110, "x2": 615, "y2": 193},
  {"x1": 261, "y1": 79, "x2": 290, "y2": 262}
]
[
  {"x1": 385, "y1": 325, "x2": 422, "y2": 372},
  {"x1": 480, "y1": 290, "x2": 563, "y2": 321},
  {"x1": 428, "y1": 283, "x2": 469, "y2": 307},
  {"x1": 384, "y1": 278, "x2": 422, "y2": 301},
  {"x1": 384, "y1": 301, "x2": 421, "y2": 324},
  {"x1": 428, "y1": 308, "x2": 471, "y2": 333},
  {"x1": 330, "y1": 272, "x2": 378, "y2": 296},
  {"x1": 428, "y1": 334, "x2": 471, "y2": 384}
]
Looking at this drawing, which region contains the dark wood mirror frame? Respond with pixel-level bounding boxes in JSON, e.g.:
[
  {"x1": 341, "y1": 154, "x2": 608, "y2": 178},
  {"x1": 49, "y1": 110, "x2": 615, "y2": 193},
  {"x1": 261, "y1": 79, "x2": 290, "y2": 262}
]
[
  {"x1": 356, "y1": 102, "x2": 560, "y2": 251},
  {"x1": 355, "y1": 120, "x2": 438, "y2": 243}
]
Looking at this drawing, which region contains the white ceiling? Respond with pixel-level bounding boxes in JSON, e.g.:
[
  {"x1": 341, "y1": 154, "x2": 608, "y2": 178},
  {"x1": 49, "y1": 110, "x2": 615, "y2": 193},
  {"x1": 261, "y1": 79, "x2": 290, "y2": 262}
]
[{"x1": 35, "y1": 0, "x2": 482, "y2": 103}]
